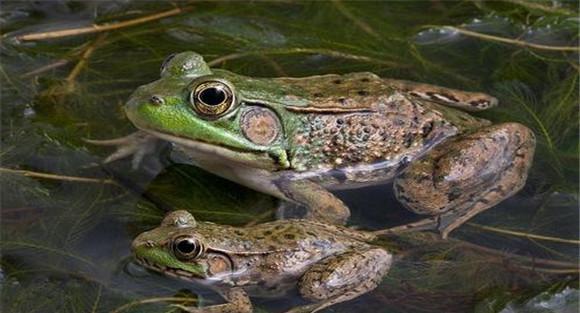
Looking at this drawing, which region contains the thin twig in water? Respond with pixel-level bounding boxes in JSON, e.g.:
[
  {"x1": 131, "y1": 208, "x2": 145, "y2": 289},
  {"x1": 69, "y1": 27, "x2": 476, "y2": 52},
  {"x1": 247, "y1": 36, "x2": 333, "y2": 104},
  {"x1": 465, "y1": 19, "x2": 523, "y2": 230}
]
[
  {"x1": 503, "y1": 0, "x2": 576, "y2": 16},
  {"x1": 208, "y1": 48, "x2": 402, "y2": 67},
  {"x1": 435, "y1": 26, "x2": 580, "y2": 52},
  {"x1": 20, "y1": 59, "x2": 69, "y2": 78},
  {"x1": 90, "y1": 285, "x2": 103, "y2": 313},
  {"x1": 65, "y1": 33, "x2": 107, "y2": 88},
  {"x1": 456, "y1": 238, "x2": 578, "y2": 268},
  {"x1": 519, "y1": 265, "x2": 580, "y2": 274},
  {"x1": 110, "y1": 297, "x2": 197, "y2": 313},
  {"x1": 0, "y1": 167, "x2": 121, "y2": 186},
  {"x1": 13, "y1": 7, "x2": 189, "y2": 41},
  {"x1": 398, "y1": 232, "x2": 578, "y2": 269},
  {"x1": 467, "y1": 222, "x2": 580, "y2": 245},
  {"x1": 331, "y1": 0, "x2": 381, "y2": 40}
]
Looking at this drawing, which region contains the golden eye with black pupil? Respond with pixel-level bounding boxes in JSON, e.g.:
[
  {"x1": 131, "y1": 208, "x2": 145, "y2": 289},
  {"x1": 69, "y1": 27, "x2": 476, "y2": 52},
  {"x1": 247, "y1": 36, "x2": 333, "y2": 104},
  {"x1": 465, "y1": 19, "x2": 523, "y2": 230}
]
[
  {"x1": 160, "y1": 53, "x2": 177, "y2": 73},
  {"x1": 190, "y1": 80, "x2": 235, "y2": 117},
  {"x1": 173, "y1": 236, "x2": 204, "y2": 260}
]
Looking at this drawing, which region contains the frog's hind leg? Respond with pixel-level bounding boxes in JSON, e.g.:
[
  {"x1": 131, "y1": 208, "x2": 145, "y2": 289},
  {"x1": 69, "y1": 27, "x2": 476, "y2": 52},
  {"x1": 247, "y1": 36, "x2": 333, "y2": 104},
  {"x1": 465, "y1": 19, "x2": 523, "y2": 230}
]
[
  {"x1": 386, "y1": 79, "x2": 498, "y2": 112},
  {"x1": 286, "y1": 248, "x2": 392, "y2": 313},
  {"x1": 390, "y1": 122, "x2": 535, "y2": 238}
]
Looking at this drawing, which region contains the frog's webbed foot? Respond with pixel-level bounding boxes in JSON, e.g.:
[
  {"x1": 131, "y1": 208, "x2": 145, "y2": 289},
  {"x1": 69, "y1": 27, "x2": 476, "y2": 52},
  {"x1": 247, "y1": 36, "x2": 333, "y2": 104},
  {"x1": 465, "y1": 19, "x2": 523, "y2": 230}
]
[
  {"x1": 286, "y1": 248, "x2": 392, "y2": 313},
  {"x1": 387, "y1": 78, "x2": 498, "y2": 111},
  {"x1": 84, "y1": 131, "x2": 164, "y2": 169},
  {"x1": 275, "y1": 178, "x2": 350, "y2": 225},
  {"x1": 391, "y1": 122, "x2": 535, "y2": 238},
  {"x1": 172, "y1": 288, "x2": 252, "y2": 313}
]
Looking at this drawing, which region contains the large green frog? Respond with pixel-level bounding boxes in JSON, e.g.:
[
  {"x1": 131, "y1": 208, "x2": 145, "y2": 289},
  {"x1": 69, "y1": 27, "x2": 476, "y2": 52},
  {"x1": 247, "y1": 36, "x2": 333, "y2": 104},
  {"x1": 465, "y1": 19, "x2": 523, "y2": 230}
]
[
  {"x1": 132, "y1": 210, "x2": 392, "y2": 313},
  {"x1": 92, "y1": 51, "x2": 535, "y2": 238}
]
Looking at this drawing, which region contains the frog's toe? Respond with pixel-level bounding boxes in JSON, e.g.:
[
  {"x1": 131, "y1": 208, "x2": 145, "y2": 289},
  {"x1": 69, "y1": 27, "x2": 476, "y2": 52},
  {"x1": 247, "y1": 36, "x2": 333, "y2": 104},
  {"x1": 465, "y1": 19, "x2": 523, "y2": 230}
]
[{"x1": 85, "y1": 131, "x2": 162, "y2": 169}]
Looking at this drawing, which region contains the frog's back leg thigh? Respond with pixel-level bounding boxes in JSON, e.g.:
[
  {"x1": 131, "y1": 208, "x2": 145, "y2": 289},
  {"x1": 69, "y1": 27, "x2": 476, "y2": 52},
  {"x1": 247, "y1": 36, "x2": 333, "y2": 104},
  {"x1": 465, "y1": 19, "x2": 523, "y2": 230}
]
[
  {"x1": 288, "y1": 248, "x2": 392, "y2": 313},
  {"x1": 393, "y1": 122, "x2": 535, "y2": 238},
  {"x1": 386, "y1": 79, "x2": 498, "y2": 111},
  {"x1": 275, "y1": 178, "x2": 351, "y2": 225}
]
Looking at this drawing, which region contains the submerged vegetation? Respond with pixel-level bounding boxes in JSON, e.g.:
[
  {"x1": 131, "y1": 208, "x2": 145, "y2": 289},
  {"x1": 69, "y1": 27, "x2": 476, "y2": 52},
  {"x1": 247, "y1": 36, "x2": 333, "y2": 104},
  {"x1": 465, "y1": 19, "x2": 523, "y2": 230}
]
[{"x1": 1, "y1": 1, "x2": 578, "y2": 312}]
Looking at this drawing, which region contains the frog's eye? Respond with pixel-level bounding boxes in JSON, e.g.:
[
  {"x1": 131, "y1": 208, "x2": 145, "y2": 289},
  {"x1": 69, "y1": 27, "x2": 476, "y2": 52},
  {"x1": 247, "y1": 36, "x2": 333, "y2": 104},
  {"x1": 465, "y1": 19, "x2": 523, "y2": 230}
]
[
  {"x1": 190, "y1": 79, "x2": 235, "y2": 118},
  {"x1": 160, "y1": 53, "x2": 177, "y2": 74},
  {"x1": 172, "y1": 236, "x2": 205, "y2": 260}
]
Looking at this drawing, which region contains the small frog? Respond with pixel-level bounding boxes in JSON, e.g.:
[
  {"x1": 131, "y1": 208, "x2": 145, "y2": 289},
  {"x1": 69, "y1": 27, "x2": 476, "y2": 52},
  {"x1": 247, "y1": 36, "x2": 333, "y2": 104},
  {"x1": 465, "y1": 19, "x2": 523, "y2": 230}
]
[
  {"x1": 91, "y1": 52, "x2": 535, "y2": 238},
  {"x1": 132, "y1": 210, "x2": 392, "y2": 313}
]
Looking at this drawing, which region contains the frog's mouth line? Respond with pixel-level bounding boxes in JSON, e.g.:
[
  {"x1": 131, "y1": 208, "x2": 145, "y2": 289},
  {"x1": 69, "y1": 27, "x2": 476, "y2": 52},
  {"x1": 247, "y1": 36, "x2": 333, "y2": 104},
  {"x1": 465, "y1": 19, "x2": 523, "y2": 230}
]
[
  {"x1": 135, "y1": 256, "x2": 204, "y2": 281},
  {"x1": 139, "y1": 128, "x2": 287, "y2": 170}
]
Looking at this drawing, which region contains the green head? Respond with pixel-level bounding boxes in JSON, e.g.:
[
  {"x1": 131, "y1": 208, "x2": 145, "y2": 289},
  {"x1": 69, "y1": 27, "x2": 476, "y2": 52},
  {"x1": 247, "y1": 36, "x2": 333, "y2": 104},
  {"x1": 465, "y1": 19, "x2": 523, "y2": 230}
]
[
  {"x1": 124, "y1": 51, "x2": 306, "y2": 170},
  {"x1": 132, "y1": 210, "x2": 231, "y2": 280}
]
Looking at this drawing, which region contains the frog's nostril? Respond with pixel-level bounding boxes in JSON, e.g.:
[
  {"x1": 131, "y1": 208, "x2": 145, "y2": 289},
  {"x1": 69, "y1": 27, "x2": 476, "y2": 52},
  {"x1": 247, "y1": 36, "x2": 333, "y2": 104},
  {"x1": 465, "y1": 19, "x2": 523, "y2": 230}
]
[{"x1": 150, "y1": 95, "x2": 165, "y2": 106}]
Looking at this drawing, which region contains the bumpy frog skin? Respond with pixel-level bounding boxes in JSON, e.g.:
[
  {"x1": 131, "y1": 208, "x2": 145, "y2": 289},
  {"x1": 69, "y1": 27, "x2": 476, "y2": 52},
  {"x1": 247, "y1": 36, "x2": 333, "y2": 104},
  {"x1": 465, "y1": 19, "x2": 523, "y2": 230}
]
[
  {"x1": 132, "y1": 210, "x2": 392, "y2": 313},
  {"x1": 92, "y1": 51, "x2": 536, "y2": 238}
]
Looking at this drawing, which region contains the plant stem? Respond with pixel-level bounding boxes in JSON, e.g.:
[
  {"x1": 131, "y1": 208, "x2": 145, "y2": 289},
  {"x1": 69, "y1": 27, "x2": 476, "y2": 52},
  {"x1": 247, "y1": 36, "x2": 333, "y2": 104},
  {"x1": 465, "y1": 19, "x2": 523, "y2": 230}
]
[
  {"x1": 13, "y1": 7, "x2": 189, "y2": 41},
  {"x1": 208, "y1": 48, "x2": 403, "y2": 67},
  {"x1": 110, "y1": 297, "x2": 197, "y2": 313},
  {"x1": 0, "y1": 167, "x2": 120, "y2": 186},
  {"x1": 467, "y1": 223, "x2": 580, "y2": 245},
  {"x1": 440, "y1": 26, "x2": 580, "y2": 52}
]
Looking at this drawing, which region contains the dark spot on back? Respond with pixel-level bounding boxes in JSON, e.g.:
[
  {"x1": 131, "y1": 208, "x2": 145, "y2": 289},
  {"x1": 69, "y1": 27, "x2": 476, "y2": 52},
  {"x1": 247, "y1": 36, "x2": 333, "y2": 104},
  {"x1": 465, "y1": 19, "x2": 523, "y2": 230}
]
[
  {"x1": 333, "y1": 79, "x2": 342, "y2": 84},
  {"x1": 361, "y1": 78, "x2": 370, "y2": 82},
  {"x1": 426, "y1": 91, "x2": 441, "y2": 101},
  {"x1": 440, "y1": 92, "x2": 459, "y2": 102},
  {"x1": 417, "y1": 174, "x2": 430, "y2": 183},
  {"x1": 284, "y1": 234, "x2": 296, "y2": 240},
  {"x1": 397, "y1": 156, "x2": 411, "y2": 171},
  {"x1": 357, "y1": 90, "x2": 369, "y2": 96},
  {"x1": 422, "y1": 121, "x2": 433, "y2": 138},
  {"x1": 395, "y1": 183, "x2": 405, "y2": 193},
  {"x1": 398, "y1": 194, "x2": 414, "y2": 204},
  {"x1": 403, "y1": 133, "x2": 414, "y2": 148},
  {"x1": 331, "y1": 169, "x2": 348, "y2": 183},
  {"x1": 447, "y1": 189, "x2": 461, "y2": 202},
  {"x1": 313, "y1": 92, "x2": 324, "y2": 97}
]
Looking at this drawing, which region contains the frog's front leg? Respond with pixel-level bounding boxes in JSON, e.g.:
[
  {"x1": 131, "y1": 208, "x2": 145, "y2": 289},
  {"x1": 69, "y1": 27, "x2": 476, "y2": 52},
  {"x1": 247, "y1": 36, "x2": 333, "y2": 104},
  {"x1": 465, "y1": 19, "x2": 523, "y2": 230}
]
[
  {"x1": 387, "y1": 79, "x2": 498, "y2": 111},
  {"x1": 391, "y1": 122, "x2": 535, "y2": 238},
  {"x1": 275, "y1": 178, "x2": 350, "y2": 225},
  {"x1": 286, "y1": 248, "x2": 392, "y2": 313},
  {"x1": 85, "y1": 131, "x2": 165, "y2": 169},
  {"x1": 173, "y1": 287, "x2": 252, "y2": 313}
]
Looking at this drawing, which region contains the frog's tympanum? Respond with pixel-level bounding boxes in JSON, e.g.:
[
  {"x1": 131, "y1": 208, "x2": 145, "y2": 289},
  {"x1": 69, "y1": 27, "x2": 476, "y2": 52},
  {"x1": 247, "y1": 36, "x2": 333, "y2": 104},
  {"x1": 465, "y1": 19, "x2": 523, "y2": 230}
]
[
  {"x1": 132, "y1": 210, "x2": 392, "y2": 313},
  {"x1": 94, "y1": 51, "x2": 535, "y2": 238}
]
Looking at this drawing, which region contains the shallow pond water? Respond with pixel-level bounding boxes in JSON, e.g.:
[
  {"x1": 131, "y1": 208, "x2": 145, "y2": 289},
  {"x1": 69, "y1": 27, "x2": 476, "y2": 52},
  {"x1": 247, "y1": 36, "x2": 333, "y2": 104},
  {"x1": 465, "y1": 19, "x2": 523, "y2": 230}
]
[{"x1": 1, "y1": 1, "x2": 579, "y2": 313}]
